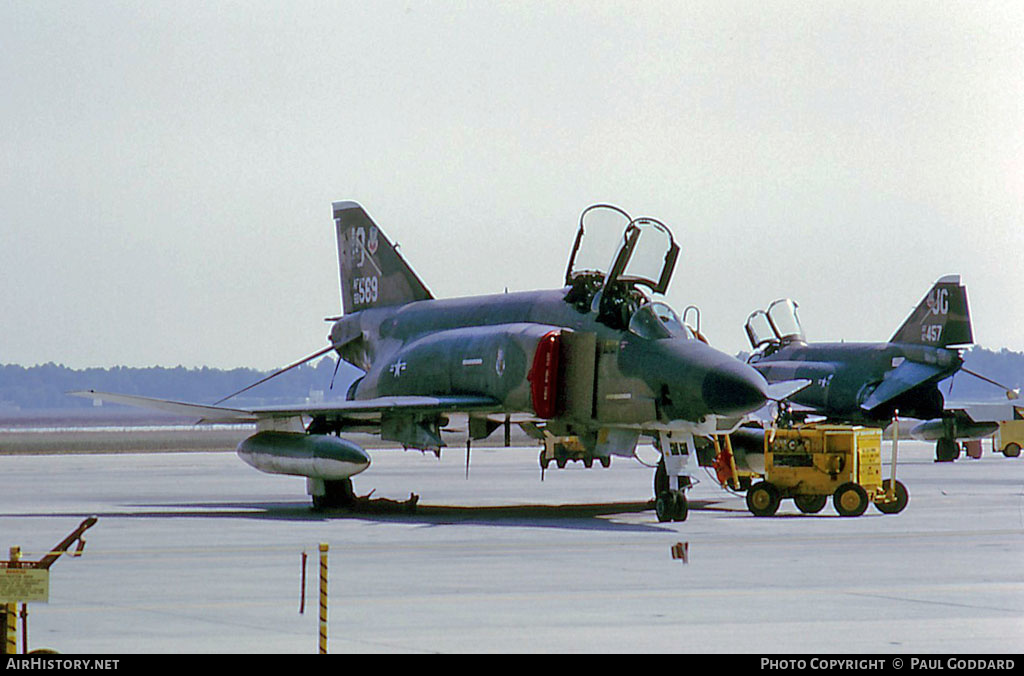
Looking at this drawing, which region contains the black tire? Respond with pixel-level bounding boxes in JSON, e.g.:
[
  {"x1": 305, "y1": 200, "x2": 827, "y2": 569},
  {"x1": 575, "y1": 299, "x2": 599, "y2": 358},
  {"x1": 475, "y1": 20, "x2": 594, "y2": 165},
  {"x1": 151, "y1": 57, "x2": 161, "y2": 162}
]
[
  {"x1": 583, "y1": 456, "x2": 594, "y2": 468},
  {"x1": 599, "y1": 456, "x2": 611, "y2": 468},
  {"x1": 671, "y1": 489, "x2": 688, "y2": 522},
  {"x1": 874, "y1": 479, "x2": 909, "y2": 514},
  {"x1": 935, "y1": 437, "x2": 959, "y2": 462},
  {"x1": 1003, "y1": 443, "x2": 1021, "y2": 458},
  {"x1": 556, "y1": 456, "x2": 567, "y2": 469},
  {"x1": 312, "y1": 478, "x2": 355, "y2": 511},
  {"x1": 746, "y1": 481, "x2": 780, "y2": 517},
  {"x1": 654, "y1": 459, "x2": 669, "y2": 497},
  {"x1": 833, "y1": 482, "x2": 869, "y2": 517},
  {"x1": 655, "y1": 491, "x2": 677, "y2": 522},
  {"x1": 793, "y1": 494, "x2": 828, "y2": 514}
]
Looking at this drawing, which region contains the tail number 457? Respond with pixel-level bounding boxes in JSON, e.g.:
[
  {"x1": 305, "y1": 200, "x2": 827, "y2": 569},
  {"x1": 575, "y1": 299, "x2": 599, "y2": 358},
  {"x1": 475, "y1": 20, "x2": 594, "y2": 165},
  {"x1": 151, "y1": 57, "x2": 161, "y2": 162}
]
[
  {"x1": 352, "y1": 275, "x2": 379, "y2": 305},
  {"x1": 921, "y1": 324, "x2": 943, "y2": 343}
]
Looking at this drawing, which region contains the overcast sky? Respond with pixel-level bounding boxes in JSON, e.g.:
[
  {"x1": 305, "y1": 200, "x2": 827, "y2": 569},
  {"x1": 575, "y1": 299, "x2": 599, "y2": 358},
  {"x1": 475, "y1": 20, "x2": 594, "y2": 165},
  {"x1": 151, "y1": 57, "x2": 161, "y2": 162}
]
[{"x1": 3, "y1": 1, "x2": 1023, "y2": 369}]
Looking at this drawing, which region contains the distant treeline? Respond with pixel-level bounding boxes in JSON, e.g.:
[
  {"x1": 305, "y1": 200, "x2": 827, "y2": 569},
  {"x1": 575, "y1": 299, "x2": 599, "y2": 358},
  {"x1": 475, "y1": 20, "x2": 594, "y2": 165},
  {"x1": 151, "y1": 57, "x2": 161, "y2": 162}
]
[
  {"x1": 0, "y1": 357, "x2": 364, "y2": 412},
  {"x1": 948, "y1": 346, "x2": 1024, "y2": 400},
  {"x1": 0, "y1": 346, "x2": 1021, "y2": 413}
]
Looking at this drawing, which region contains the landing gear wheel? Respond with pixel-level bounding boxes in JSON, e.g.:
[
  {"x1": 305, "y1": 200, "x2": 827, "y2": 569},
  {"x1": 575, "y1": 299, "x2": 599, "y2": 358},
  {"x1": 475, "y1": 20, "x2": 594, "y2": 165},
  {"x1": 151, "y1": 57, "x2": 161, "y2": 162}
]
[
  {"x1": 746, "y1": 481, "x2": 780, "y2": 517},
  {"x1": 833, "y1": 482, "x2": 869, "y2": 517},
  {"x1": 312, "y1": 478, "x2": 355, "y2": 511},
  {"x1": 655, "y1": 490, "x2": 688, "y2": 522},
  {"x1": 654, "y1": 459, "x2": 668, "y2": 497},
  {"x1": 1003, "y1": 443, "x2": 1021, "y2": 458},
  {"x1": 793, "y1": 494, "x2": 828, "y2": 514},
  {"x1": 935, "y1": 437, "x2": 959, "y2": 462},
  {"x1": 874, "y1": 479, "x2": 909, "y2": 514}
]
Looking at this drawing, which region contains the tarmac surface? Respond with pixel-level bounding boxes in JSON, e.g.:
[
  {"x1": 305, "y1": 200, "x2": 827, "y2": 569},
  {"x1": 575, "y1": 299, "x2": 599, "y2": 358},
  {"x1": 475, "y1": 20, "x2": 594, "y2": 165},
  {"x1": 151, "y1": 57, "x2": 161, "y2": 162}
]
[{"x1": 0, "y1": 436, "x2": 1022, "y2": 654}]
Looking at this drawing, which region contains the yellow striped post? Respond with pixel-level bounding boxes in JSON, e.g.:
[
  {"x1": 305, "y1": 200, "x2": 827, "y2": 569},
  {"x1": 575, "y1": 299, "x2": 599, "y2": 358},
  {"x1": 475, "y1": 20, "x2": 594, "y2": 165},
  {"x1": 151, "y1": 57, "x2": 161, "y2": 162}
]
[
  {"x1": 4, "y1": 547, "x2": 20, "y2": 655},
  {"x1": 318, "y1": 543, "x2": 328, "y2": 654}
]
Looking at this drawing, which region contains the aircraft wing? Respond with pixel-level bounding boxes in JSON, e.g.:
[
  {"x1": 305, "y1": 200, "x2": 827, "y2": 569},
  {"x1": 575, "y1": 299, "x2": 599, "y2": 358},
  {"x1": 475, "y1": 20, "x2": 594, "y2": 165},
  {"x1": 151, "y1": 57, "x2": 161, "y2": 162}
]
[
  {"x1": 68, "y1": 390, "x2": 502, "y2": 425},
  {"x1": 859, "y1": 361, "x2": 948, "y2": 412},
  {"x1": 941, "y1": 399, "x2": 1024, "y2": 423}
]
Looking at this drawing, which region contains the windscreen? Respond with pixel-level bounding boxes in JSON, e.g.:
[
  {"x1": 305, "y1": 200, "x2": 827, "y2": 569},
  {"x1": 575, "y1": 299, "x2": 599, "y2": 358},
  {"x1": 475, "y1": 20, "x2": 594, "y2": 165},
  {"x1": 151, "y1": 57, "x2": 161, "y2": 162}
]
[{"x1": 629, "y1": 302, "x2": 690, "y2": 340}]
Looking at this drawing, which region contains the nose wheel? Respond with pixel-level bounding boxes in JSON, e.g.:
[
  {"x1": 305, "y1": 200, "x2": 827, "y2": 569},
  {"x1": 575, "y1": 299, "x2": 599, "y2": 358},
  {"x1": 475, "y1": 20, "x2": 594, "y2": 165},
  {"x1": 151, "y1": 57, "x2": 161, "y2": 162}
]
[
  {"x1": 655, "y1": 488, "x2": 688, "y2": 522},
  {"x1": 653, "y1": 431, "x2": 696, "y2": 522}
]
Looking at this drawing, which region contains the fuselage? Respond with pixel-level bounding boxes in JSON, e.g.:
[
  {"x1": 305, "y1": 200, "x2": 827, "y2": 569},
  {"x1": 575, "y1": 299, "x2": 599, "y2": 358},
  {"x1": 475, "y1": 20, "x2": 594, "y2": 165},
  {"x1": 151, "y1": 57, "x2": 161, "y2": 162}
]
[
  {"x1": 331, "y1": 287, "x2": 768, "y2": 427},
  {"x1": 750, "y1": 339, "x2": 961, "y2": 424}
]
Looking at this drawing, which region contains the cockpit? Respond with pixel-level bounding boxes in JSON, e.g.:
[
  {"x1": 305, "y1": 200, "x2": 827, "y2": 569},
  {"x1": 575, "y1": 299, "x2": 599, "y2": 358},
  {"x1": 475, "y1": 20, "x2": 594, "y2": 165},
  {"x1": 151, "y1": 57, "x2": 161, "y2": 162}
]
[
  {"x1": 563, "y1": 204, "x2": 681, "y2": 332},
  {"x1": 745, "y1": 298, "x2": 806, "y2": 359},
  {"x1": 627, "y1": 301, "x2": 695, "y2": 340}
]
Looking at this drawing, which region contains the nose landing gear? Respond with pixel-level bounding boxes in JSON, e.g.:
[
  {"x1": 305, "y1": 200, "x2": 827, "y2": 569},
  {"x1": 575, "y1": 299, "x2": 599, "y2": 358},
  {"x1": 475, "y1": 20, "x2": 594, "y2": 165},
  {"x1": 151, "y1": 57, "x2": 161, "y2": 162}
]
[{"x1": 654, "y1": 431, "x2": 696, "y2": 522}]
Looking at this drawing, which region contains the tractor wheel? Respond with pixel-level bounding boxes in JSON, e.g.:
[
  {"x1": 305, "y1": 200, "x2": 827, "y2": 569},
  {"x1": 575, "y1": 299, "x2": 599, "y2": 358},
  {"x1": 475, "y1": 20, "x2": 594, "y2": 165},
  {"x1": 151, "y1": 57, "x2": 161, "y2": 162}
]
[
  {"x1": 746, "y1": 481, "x2": 781, "y2": 517},
  {"x1": 874, "y1": 479, "x2": 909, "y2": 514},
  {"x1": 1003, "y1": 443, "x2": 1021, "y2": 458},
  {"x1": 833, "y1": 482, "x2": 869, "y2": 517},
  {"x1": 793, "y1": 494, "x2": 828, "y2": 514}
]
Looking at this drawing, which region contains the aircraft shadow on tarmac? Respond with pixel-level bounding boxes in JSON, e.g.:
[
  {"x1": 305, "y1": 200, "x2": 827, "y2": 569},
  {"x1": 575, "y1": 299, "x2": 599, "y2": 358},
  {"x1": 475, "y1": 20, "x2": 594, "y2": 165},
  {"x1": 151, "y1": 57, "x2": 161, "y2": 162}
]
[{"x1": 2, "y1": 498, "x2": 731, "y2": 533}]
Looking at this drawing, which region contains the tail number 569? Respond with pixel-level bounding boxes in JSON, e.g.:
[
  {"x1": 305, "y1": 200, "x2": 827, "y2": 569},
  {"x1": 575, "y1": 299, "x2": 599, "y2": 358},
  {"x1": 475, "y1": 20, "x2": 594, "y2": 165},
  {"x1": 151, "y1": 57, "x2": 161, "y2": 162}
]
[{"x1": 352, "y1": 276, "x2": 379, "y2": 305}]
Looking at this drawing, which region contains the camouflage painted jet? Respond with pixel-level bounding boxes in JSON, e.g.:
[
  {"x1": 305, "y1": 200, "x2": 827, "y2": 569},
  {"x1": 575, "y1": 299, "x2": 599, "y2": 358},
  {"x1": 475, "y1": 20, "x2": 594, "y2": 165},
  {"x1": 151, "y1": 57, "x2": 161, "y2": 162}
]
[
  {"x1": 739, "y1": 276, "x2": 991, "y2": 461},
  {"x1": 74, "y1": 202, "x2": 775, "y2": 521}
]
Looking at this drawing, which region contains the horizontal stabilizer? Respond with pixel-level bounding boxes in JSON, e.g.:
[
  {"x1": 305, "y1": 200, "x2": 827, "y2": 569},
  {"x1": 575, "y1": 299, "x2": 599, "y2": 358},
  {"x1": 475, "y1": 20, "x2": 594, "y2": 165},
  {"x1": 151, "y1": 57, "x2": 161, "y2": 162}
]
[
  {"x1": 859, "y1": 361, "x2": 946, "y2": 412},
  {"x1": 766, "y1": 379, "x2": 811, "y2": 402}
]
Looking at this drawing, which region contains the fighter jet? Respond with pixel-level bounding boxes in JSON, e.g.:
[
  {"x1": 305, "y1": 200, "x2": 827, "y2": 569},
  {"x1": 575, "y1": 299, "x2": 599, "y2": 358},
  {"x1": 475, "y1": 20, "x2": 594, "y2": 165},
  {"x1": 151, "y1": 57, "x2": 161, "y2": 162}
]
[
  {"x1": 73, "y1": 202, "x2": 773, "y2": 521},
  {"x1": 740, "y1": 276, "x2": 998, "y2": 461}
]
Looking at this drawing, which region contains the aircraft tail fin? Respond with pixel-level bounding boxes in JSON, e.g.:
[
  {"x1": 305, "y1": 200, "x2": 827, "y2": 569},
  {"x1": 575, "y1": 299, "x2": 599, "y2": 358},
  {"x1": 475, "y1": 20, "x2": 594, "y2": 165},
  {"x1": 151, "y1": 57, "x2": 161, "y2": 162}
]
[
  {"x1": 333, "y1": 201, "x2": 433, "y2": 314},
  {"x1": 889, "y1": 275, "x2": 972, "y2": 348}
]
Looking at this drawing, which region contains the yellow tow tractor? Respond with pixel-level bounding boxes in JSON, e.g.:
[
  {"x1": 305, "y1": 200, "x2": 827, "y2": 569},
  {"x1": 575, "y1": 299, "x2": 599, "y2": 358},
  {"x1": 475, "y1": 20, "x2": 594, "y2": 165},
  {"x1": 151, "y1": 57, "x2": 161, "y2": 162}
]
[
  {"x1": 992, "y1": 420, "x2": 1024, "y2": 458},
  {"x1": 744, "y1": 424, "x2": 908, "y2": 517}
]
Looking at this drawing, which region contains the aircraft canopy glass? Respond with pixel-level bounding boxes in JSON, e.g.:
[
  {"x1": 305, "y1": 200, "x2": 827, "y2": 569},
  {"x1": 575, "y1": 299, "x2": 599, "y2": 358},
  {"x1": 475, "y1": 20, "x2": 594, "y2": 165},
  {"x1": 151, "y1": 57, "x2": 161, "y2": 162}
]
[
  {"x1": 566, "y1": 204, "x2": 632, "y2": 280},
  {"x1": 745, "y1": 298, "x2": 806, "y2": 348},
  {"x1": 564, "y1": 204, "x2": 679, "y2": 295},
  {"x1": 744, "y1": 310, "x2": 776, "y2": 348},
  {"x1": 628, "y1": 302, "x2": 691, "y2": 340},
  {"x1": 768, "y1": 299, "x2": 805, "y2": 342}
]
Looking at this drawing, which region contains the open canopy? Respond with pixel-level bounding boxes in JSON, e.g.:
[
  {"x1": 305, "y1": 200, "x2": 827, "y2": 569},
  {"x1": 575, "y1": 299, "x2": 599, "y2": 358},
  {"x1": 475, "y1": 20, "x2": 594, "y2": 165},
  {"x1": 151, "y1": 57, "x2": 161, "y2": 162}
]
[
  {"x1": 745, "y1": 298, "x2": 806, "y2": 349},
  {"x1": 564, "y1": 204, "x2": 679, "y2": 295}
]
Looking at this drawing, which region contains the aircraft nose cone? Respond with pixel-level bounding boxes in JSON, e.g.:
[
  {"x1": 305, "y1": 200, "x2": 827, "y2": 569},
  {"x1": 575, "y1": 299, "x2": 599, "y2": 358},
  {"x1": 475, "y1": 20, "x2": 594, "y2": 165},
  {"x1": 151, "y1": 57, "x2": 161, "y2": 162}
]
[{"x1": 701, "y1": 361, "x2": 769, "y2": 416}]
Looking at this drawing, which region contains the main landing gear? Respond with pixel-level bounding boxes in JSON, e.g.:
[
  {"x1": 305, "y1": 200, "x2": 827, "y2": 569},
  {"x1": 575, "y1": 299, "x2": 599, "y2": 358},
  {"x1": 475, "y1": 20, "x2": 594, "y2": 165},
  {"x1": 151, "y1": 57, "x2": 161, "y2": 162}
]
[
  {"x1": 935, "y1": 437, "x2": 960, "y2": 462},
  {"x1": 310, "y1": 478, "x2": 356, "y2": 511}
]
